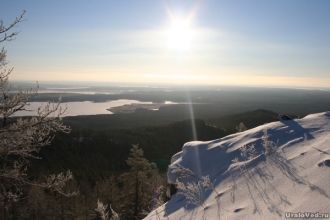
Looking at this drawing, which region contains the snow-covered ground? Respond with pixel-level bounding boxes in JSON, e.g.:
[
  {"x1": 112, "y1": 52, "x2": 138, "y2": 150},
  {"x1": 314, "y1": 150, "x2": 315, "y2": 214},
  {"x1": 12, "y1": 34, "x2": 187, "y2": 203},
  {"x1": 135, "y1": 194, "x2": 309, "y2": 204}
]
[{"x1": 145, "y1": 112, "x2": 330, "y2": 220}]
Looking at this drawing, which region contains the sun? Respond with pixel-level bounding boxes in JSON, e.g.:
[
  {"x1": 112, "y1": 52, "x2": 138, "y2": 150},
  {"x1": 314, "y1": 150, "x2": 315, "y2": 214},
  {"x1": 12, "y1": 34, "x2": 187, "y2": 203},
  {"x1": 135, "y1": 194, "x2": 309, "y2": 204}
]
[{"x1": 166, "y1": 17, "x2": 193, "y2": 52}]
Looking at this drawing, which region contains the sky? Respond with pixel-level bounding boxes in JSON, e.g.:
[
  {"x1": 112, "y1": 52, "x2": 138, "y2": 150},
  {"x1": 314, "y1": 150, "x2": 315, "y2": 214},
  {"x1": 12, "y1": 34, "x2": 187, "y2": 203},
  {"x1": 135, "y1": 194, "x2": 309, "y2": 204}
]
[{"x1": 1, "y1": 0, "x2": 330, "y2": 88}]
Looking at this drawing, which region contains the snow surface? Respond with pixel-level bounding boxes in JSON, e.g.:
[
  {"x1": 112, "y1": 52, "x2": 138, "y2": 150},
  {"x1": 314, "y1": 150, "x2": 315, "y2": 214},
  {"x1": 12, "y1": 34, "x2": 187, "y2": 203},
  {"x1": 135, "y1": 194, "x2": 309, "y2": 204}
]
[{"x1": 145, "y1": 112, "x2": 330, "y2": 220}]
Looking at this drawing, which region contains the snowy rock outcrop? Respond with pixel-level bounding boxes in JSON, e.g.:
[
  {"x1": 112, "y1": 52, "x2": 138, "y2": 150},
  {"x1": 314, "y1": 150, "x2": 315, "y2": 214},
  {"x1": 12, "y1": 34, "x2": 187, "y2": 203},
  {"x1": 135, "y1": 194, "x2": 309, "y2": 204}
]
[{"x1": 145, "y1": 112, "x2": 330, "y2": 220}]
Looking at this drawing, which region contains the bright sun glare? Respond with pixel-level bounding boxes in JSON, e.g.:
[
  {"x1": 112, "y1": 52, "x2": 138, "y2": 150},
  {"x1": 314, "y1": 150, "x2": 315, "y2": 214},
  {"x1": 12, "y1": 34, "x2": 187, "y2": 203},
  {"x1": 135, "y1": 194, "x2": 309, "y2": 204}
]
[{"x1": 166, "y1": 17, "x2": 193, "y2": 51}]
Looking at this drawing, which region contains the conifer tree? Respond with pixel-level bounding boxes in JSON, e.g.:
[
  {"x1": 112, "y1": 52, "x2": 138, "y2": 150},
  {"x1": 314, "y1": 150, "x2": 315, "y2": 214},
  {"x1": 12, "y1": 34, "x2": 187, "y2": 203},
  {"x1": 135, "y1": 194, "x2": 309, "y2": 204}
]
[{"x1": 119, "y1": 145, "x2": 162, "y2": 220}]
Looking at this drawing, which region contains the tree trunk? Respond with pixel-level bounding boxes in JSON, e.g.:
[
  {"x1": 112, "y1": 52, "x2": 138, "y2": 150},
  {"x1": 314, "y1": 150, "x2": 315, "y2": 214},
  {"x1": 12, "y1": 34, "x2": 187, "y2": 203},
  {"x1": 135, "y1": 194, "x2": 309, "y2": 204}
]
[{"x1": 133, "y1": 171, "x2": 139, "y2": 219}]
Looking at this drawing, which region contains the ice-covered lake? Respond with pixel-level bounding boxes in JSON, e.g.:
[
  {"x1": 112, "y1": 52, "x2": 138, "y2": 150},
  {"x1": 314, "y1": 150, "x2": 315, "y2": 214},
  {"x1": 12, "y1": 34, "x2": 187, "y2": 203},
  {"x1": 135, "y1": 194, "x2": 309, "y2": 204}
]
[{"x1": 14, "y1": 99, "x2": 152, "y2": 117}]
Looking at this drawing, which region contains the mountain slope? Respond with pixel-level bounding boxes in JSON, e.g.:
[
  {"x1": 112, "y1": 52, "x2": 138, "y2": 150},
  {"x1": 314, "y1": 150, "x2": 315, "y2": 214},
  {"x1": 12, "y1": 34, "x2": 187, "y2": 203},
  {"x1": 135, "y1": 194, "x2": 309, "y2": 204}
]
[{"x1": 145, "y1": 112, "x2": 330, "y2": 220}]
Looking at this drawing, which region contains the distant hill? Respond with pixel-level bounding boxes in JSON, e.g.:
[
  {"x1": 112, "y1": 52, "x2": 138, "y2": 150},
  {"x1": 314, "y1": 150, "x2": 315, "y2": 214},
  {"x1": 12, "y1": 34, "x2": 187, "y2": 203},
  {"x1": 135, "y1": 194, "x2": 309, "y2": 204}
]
[{"x1": 208, "y1": 109, "x2": 279, "y2": 131}]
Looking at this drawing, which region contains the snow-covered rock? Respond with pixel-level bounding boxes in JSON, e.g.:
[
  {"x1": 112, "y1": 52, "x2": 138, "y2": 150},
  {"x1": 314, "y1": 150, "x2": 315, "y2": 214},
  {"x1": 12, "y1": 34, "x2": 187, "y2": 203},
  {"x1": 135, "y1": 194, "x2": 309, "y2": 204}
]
[{"x1": 145, "y1": 112, "x2": 330, "y2": 220}]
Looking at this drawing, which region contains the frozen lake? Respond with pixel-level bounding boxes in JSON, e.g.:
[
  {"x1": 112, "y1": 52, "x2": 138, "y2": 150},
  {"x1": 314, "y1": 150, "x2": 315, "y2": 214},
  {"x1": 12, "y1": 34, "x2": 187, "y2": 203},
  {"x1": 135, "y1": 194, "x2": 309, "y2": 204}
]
[{"x1": 14, "y1": 99, "x2": 152, "y2": 117}]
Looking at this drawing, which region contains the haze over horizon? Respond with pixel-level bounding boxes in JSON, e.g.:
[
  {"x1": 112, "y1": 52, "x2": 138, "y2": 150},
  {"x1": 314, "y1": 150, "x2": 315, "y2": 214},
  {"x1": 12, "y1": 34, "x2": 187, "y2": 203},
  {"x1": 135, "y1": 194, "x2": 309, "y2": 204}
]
[{"x1": 2, "y1": 0, "x2": 330, "y2": 88}]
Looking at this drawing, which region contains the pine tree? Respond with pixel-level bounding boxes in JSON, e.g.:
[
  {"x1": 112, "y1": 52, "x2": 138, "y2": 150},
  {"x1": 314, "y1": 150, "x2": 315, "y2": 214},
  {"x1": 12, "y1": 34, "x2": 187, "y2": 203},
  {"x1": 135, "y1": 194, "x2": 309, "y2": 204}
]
[{"x1": 119, "y1": 145, "x2": 162, "y2": 220}]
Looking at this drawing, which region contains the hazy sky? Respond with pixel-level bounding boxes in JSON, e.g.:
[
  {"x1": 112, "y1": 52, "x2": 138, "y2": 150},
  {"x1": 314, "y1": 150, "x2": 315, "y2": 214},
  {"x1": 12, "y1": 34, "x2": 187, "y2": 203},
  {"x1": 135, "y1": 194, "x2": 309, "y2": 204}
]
[{"x1": 1, "y1": 0, "x2": 330, "y2": 88}]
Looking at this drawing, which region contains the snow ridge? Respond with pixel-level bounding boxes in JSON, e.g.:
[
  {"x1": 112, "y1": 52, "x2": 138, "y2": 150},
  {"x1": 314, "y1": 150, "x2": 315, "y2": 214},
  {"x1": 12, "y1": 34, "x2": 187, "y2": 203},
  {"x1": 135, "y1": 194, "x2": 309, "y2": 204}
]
[{"x1": 145, "y1": 112, "x2": 330, "y2": 220}]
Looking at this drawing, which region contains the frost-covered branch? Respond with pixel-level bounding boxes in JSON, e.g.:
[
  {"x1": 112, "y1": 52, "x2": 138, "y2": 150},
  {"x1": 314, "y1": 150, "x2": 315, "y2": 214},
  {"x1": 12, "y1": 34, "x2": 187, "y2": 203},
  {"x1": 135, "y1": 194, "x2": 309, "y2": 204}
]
[
  {"x1": 0, "y1": 10, "x2": 25, "y2": 43},
  {"x1": 0, "y1": 11, "x2": 75, "y2": 208},
  {"x1": 95, "y1": 199, "x2": 120, "y2": 220}
]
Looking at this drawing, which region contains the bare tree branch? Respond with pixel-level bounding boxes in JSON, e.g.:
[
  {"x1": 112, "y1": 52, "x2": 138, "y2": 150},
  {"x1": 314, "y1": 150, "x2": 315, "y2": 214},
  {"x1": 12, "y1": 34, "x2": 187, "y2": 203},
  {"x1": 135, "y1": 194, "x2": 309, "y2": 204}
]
[
  {"x1": 0, "y1": 11, "x2": 76, "y2": 208},
  {"x1": 0, "y1": 10, "x2": 25, "y2": 43}
]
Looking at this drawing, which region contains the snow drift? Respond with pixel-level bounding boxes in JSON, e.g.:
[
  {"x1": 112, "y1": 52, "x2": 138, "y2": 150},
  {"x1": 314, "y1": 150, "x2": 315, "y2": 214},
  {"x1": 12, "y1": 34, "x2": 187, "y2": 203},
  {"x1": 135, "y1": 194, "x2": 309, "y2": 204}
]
[{"x1": 145, "y1": 112, "x2": 330, "y2": 220}]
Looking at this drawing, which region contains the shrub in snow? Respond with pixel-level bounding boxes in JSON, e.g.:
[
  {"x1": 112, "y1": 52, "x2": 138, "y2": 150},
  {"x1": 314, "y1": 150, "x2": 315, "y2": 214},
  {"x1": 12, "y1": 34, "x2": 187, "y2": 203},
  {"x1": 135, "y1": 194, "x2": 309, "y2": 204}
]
[
  {"x1": 176, "y1": 175, "x2": 213, "y2": 208},
  {"x1": 95, "y1": 199, "x2": 119, "y2": 220},
  {"x1": 240, "y1": 144, "x2": 258, "y2": 160},
  {"x1": 172, "y1": 165, "x2": 217, "y2": 208},
  {"x1": 262, "y1": 129, "x2": 277, "y2": 156}
]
